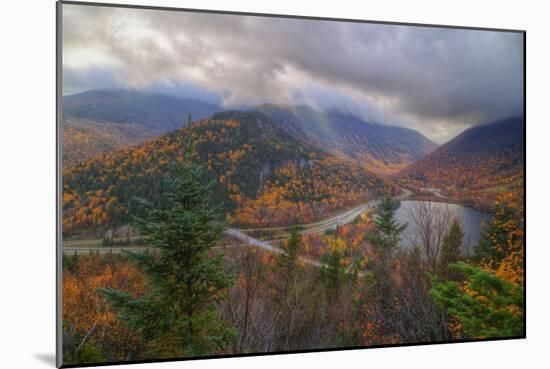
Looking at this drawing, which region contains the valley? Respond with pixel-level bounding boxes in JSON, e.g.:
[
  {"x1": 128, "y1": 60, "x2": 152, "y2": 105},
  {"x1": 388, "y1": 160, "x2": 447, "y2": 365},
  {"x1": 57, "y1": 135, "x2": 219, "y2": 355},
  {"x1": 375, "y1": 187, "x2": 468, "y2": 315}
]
[
  {"x1": 61, "y1": 108, "x2": 395, "y2": 236},
  {"x1": 255, "y1": 104, "x2": 437, "y2": 175},
  {"x1": 399, "y1": 117, "x2": 524, "y2": 211},
  {"x1": 60, "y1": 90, "x2": 525, "y2": 361},
  {"x1": 61, "y1": 92, "x2": 524, "y2": 256},
  {"x1": 58, "y1": 11, "x2": 525, "y2": 364}
]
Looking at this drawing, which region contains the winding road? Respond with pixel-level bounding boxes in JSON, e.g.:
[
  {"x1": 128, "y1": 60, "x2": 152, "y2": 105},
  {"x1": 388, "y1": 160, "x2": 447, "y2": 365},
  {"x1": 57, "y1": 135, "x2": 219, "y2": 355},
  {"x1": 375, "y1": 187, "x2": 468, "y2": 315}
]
[
  {"x1": 223, "y1": 228, "x2": 324, "y2": 267},
  {"x1": 63, "y1": 200, "x2": 377, "y2": 256},
  {"x1": 62, "y1": 189, "x2": 413, "y2": 265}
]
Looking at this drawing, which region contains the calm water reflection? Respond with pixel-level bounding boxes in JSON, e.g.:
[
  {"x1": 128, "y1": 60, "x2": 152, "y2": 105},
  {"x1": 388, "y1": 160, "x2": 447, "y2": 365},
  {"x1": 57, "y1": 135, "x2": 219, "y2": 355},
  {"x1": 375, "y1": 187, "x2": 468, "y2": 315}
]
[{"x1": 394, "y1": 200, "x2": 493, "y2": 255}]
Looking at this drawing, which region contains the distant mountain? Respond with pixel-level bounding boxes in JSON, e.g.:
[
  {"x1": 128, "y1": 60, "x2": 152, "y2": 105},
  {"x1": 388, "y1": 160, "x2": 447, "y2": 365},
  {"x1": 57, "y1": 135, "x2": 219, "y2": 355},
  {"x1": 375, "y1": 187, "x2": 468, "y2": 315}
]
[
  {"x1": 421, "y1": 117, "x2": 524, "y2": 157},
  {"x1": 62, "y1": 92, "x2": 435, "y2": 172},
  {"x1": 253, "y1": 104, "x2": 437, "y2": 175},
  {"x1": 62, "y1": 89, "x2": 222, "y2": 164},
  {"x1": 62, "y1": 118, "x2": 157, "y2": 167},
  {"x1": 401, "y1": 117, "x2": 524, "y2": 210},
  {"x1": 63, "y1": 89, "x2": 222, "y2": 130},
  {"x1": 62, "y1": 111, "x2": 392, "y2": 236}
]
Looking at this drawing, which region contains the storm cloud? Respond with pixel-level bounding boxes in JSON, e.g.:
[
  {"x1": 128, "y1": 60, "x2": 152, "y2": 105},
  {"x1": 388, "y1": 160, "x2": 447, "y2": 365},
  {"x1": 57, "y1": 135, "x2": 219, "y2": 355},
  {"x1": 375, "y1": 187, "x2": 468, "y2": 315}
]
[{"x1": 62, "y1": 4, "x2": 524, "y2": 143}]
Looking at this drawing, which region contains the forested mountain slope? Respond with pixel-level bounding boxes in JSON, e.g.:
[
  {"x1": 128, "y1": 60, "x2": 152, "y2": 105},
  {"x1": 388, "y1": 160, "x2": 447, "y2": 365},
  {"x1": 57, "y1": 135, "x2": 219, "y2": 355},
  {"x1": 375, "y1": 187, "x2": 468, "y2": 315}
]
[
  {"x1": 255, "y1": 104, "x2": 437, "y2": 174},
  {"x1": 62, "y1": 89, "x2": 221, "y2": 164},
  {"x1": 400, "y1": 117, "x2": 524, "y2": 209},
  {"x1": 62, "y1": 111, "x2": 393, "y2": 236}
]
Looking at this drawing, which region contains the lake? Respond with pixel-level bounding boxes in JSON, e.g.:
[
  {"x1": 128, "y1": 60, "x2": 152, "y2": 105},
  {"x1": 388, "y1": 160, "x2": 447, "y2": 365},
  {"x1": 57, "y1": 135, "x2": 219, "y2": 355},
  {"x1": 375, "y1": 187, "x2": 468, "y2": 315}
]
[{"x1": 394, "y1": 200, "x2": 492, "y2": 255}]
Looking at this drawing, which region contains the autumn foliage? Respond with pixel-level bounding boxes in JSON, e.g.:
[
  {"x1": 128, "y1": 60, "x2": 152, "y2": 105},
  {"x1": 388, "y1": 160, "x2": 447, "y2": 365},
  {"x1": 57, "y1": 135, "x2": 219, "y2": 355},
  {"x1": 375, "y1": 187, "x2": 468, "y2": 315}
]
[
  {"x1": 62, "y1": 254, "x2": 147, "y2": 363},
  {"x1": 400, "y1": 117, "x2": 524, "y2": 211},
  {"x1": 62, "y1": 112, "x2": 391, "y2": 235},
  {"x1": 61, "y1": 111, "x2": 525, "y2": 363}
]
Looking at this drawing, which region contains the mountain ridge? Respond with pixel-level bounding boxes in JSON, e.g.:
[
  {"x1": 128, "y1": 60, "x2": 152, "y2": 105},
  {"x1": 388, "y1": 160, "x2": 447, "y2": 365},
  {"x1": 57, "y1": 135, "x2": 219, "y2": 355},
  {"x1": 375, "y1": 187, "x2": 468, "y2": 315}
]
[
  {"x1": 62, "y1": 89, "x2": 223, "y2": 164},
  {"x1": 62, "y1": 90, "x2": 437, "y2": 174},
  {"x1": 253, "y1": 104, "x2": 437, "y2": 174},
  {"x1": 62, "y1": 111, "x2": 393, "y2": 236},
  {"x1": 400, "y1": 116, "x2": 524, "y2": 210},
  {"x1": 63, "y1": 89, "x2": 222, "y2": 130}
]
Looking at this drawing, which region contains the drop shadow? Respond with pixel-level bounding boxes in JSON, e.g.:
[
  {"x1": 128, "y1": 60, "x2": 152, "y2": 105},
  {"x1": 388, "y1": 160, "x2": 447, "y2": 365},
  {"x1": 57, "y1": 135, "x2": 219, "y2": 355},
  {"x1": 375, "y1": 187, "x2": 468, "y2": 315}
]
[{"x1": 34, "y1": 353, "x2": 56, "y2": 367}]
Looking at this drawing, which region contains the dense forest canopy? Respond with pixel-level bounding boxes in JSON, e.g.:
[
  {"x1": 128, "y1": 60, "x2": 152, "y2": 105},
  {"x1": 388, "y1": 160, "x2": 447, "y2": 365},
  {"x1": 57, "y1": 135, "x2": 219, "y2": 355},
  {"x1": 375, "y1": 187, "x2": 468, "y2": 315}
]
[{"x1": 62, "y1": 111, "x2": 393, "y2": 236}]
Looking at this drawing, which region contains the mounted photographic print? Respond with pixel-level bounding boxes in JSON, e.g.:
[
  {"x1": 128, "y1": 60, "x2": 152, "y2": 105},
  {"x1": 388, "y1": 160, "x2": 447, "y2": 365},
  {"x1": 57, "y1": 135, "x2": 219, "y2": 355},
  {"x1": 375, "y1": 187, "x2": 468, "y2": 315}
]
[{"x1": 56, "y1": 1, "x2": 526, "y2": 367}]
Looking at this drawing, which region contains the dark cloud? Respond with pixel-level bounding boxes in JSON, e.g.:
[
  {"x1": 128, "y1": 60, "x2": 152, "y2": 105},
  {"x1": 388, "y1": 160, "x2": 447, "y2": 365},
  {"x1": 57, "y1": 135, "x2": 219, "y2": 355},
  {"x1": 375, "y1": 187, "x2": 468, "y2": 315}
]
[{"x1": 62, "y1": 4, "x2": 524, "y2": 143}]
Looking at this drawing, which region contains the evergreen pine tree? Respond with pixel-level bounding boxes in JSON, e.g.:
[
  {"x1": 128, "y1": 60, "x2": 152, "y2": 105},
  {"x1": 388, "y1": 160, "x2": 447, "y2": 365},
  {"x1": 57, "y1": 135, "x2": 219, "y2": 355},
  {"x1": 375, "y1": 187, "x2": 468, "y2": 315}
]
[
  {"x1": 63, "y1": 251, "x2": 79, "y2": 273},
  {"x1": 437, "y1": 219, "x2": 464, "y2": 280},
  {"x1": 99, "y1": 159, "x2": 235, "y2": 358},
  {"x1": 319, "y1": 237, "x2": 353, "y2": 296},
  {"x1": 277, "y1": 226, "x2": 301, "y2": 276},
  {"x1": 364, "y1": 196, "x2": 407, "y2": 334},
  {"x1": 430, "y1": 262, "x2": 524, "y2": 338},
  {"x1": 320, "y1": 248, "x2": 346, "y2": 293},
  {"x1": 366, "y1": 196, "x2": 407, "y2": 268},
  {"x1": 272, "y1": 226, "x2": 305, "y2": 350}
]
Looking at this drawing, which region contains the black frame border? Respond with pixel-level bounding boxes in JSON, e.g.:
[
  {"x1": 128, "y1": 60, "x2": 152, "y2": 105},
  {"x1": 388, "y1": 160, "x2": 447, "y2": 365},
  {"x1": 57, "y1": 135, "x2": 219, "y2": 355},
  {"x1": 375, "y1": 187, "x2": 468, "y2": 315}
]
[{"x1": 56, "y1": 1, "x2": 527, "y2": 368}]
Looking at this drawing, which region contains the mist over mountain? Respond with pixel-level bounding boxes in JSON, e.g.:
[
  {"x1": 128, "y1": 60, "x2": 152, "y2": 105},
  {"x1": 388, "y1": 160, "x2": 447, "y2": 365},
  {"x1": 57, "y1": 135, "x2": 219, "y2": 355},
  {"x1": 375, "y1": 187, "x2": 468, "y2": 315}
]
[
  {"x1": 62, "y1": 90, "x2": 438, "y2": 173},
  {"x1": 254, "y1": 104, "x2": 437, "y2": 174}
]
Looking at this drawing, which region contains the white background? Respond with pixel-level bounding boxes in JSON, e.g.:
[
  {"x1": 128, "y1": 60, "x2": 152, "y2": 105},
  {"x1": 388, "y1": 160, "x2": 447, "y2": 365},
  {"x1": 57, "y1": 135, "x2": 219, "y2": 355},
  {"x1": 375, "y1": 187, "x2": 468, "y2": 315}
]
[{"x1": 0, "y1": 0, "x2": 547, "y2": 368}]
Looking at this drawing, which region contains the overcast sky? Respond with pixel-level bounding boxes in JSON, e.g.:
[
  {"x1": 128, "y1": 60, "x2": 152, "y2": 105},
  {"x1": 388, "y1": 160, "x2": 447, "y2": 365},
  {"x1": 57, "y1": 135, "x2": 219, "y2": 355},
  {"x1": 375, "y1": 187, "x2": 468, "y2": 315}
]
[{"x1": 62, "y1": 4, "x2": 524, "y2": 143}]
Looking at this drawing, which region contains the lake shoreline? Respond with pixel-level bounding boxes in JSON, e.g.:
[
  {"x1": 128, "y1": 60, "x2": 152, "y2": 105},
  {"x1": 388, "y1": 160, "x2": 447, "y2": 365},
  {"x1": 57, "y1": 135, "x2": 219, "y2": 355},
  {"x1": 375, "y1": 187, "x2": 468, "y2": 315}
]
[{"x1": 394, "y1": 199, "x2": 493, "y2": 255}]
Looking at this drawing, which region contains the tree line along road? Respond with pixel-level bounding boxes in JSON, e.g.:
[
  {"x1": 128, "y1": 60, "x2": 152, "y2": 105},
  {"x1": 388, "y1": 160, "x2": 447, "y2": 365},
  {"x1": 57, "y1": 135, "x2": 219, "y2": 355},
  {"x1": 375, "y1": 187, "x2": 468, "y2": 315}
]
[{"x1": 61, "y1": 189, "x2": 414, "y2": 260}]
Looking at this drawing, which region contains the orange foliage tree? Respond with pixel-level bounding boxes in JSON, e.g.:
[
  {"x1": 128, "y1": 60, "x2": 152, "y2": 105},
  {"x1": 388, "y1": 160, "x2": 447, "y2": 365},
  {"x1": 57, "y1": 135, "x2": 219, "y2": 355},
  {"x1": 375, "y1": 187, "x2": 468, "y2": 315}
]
[{"x1": 62, "y1": 254, "x2": 147, "y2": 363}]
